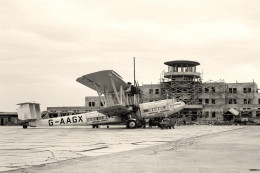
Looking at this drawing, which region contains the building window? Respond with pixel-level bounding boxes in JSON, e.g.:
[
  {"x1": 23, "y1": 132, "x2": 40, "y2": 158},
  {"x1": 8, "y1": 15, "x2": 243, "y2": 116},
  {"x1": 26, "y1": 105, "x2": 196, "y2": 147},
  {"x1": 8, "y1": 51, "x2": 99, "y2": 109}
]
[
  {"x1": 256, "y1": 111, "x2": 260, "y2": 118},
  {"x1": 100, "y1": 102, "x2": 105, "y2": 106},
  {"x1": 243, "y1": 88, "x2": 252, "y2": 93},
  {"x1": 228, "y1": 99, "x2": 237, "y2": 104},
  {"x1": 258, "y1": 99, "x2": 260, "y2": 104},
  {"x1": 229, "y1": 88, "x2": 237, "y2": 93},
  {"x1": 198, "y1": 99, "x2": 202, "y2": 105},
  {"x1": 212, "y1": 112, "x2": 216, "y2": 118},
  {"x1": 241, "y1": 111, "x2": 252, "y2": 117},
  {"x1": 149, "y1": 89, "x2": 153, "y2": 94},
  {"x1": 211, "y1": 99, "x2": 215, "y2": 104},
  {"x1": 205, "y1": 87, "x2": 209, "y2": 93},
  {"x1": 244, "y1": 99, "x2": 251, "y2": 104},
  {"x1": 155, "y1": 89, "x2": 159, "y2": 94},
  {"x1": 205, "y1": 99, "x2": 209, "y2": 104},
  {"x1": 8, "y1": 117, "x2": 11, "y2": 122},
  {"x1": 211, "y1": 87, "x2": 215, "y2": 93},
  {"x1": 205, "y1": 111, "x2": 209, "y2": 118},
  {"x1": 198, "y1": 88, "x2": 202, "y2": 93},
  {"x1": 89, "y1": 102, "x2": 95, "y2": 107}
]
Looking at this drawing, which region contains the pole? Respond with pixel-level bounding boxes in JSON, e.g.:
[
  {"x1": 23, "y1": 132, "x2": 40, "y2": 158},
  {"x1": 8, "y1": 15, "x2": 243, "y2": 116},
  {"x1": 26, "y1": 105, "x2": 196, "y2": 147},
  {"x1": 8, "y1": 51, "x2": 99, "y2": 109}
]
[{"x1": 134, "y1": 57, "x2": 136, "y2": 86}]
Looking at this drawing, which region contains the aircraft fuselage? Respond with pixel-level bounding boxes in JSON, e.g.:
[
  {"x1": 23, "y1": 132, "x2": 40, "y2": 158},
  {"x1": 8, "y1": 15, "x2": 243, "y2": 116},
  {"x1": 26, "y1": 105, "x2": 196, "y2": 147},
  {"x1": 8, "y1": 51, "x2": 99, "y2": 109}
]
[{"x1": 27, "y1": 99, "x2": 185, "y2": 127}]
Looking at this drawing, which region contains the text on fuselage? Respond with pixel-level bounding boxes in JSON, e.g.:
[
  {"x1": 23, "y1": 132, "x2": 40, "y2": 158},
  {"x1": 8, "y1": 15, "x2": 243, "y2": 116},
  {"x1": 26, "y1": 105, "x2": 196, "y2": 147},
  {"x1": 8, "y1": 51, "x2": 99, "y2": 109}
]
[{"x1": 48, "y1": 116, "x2": 83, "y2": 126}]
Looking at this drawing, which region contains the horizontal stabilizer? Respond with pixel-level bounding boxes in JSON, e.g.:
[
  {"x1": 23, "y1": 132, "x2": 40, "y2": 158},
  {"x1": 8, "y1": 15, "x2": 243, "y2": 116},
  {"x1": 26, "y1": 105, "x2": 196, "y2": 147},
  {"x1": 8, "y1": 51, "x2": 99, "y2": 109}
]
[{"x1": 76, "y1": 70, "x2": 129, "y2": 94}]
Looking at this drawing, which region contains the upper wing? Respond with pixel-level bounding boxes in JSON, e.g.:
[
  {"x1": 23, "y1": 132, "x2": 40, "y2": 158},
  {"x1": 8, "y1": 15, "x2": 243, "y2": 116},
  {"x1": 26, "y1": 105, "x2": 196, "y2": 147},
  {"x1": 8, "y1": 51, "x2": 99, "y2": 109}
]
[
  {"x1": 76, "y1": 70, "x2": 129, "y2": 94},
  {"x1": 97, "y1": 104, "x2": 131, "y2": 117}
]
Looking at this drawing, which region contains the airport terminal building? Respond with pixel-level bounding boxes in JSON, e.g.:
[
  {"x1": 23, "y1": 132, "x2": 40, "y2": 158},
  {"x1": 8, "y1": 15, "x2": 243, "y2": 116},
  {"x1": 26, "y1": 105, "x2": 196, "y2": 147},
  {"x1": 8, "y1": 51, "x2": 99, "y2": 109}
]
[
  {"x1": 3, "y1": 60, "x2": 260, "y2": 126},
  {"x1": 141, "y1": 60, "x2": 260, "y2": 124}
]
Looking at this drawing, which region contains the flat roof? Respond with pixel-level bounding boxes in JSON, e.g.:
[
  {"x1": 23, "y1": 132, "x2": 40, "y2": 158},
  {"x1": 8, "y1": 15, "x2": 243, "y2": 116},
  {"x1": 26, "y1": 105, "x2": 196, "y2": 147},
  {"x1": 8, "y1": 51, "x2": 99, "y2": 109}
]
[
  {"x1": 17, "y1": 102, "x2": 40, "y2": 105},
  {"x1": 0, "y1": 112, "x2": 17, "y2": 115},
  {"x1": 164, "y1": 60, "x2": 200, "y2": 67}
]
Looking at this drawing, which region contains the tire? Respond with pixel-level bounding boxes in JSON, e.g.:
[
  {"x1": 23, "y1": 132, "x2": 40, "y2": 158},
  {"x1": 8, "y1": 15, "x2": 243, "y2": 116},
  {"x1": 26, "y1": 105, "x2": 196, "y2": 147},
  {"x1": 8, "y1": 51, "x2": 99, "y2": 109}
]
[
  {"x1": 127, "y1": 120, "x2": 137, "y2": 129},
  {"x1": 23, "y1": 124, "x2": 28, "y2": 129}
]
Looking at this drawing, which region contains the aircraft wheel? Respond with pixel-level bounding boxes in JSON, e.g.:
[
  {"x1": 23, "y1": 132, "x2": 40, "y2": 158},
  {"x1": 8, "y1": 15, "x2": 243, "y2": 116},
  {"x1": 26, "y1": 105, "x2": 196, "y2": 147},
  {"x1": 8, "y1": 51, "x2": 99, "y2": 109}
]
[
  {"x1": 127, "y1": 120, "x2": 137, "y2": 129},
  {"x1": 23, "y1": 124, "x2": 28, "y2": 129}
]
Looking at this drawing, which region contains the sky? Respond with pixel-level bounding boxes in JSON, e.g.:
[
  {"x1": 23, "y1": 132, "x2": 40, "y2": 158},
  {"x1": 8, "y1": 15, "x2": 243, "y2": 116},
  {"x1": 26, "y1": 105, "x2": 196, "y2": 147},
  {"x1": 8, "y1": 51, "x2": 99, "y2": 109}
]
[{"x1": 1, "y1": 0, "x2": 260, "y2": 112}]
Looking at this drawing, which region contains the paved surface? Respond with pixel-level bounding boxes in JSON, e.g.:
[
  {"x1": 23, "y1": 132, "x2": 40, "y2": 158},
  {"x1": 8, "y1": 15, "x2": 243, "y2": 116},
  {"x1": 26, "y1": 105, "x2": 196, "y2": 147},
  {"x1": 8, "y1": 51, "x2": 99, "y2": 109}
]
[{"x1": 0, "y1": 125, "x2": 246, "y2": 172}]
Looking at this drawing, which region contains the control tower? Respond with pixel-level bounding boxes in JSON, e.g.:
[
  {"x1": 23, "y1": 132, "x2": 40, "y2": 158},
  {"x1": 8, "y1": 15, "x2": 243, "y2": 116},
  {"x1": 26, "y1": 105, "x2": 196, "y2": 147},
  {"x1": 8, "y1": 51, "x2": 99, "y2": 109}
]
[{"x1": 161, "y1": 60, "x2": 202, "y2": 105}]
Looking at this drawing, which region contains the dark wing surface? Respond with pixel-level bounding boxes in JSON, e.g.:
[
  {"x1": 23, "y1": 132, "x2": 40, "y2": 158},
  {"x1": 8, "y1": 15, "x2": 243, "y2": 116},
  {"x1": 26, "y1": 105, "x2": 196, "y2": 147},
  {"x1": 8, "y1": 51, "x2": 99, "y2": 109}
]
[
  {"x1": 97, "y1": 105, "x2": 131, "y2": 117},
  {"x1": 76, "y1": 70, "x2": 129, "y2": 94}
]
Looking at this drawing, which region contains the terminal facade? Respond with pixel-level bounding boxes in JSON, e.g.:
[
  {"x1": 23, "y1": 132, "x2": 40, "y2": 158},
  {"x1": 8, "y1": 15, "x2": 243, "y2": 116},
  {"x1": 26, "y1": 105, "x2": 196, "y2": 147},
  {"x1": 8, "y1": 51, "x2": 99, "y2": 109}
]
[{"x1": 141, "y1": 60, "x2": 260, "y2": 124}]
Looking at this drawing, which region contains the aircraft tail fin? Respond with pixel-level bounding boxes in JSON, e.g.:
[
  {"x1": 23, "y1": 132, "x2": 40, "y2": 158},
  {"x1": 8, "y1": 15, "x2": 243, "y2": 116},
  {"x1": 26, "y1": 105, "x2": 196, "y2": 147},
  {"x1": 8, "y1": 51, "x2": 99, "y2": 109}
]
[{"x1": 17, "y1": 102, "x2": 41, "y2": 121}]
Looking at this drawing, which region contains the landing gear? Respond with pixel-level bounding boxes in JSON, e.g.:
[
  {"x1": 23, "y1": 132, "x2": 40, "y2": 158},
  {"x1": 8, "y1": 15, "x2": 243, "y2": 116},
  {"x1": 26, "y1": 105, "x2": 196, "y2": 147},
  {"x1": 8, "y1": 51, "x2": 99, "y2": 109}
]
[
  {"x1": 92, "y1": 125, "x2": 100, "y2": 128},
  {"x1": 127, "y1": 120, "x2": 137, "y2": 129}
]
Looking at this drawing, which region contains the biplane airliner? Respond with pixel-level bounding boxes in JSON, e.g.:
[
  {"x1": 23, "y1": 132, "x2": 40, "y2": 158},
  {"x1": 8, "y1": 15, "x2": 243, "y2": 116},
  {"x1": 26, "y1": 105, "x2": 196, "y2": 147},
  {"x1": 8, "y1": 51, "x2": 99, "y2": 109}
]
[{"x1": 17, "y1": 70, "x2": 185, "y2": 129}]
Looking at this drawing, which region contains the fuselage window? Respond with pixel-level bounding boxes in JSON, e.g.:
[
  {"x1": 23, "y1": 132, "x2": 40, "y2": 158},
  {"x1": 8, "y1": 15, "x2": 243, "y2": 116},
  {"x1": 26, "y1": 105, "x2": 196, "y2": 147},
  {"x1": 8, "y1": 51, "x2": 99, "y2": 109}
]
[{"x1": 144, "y1": 109, "x2": 149, "y2": 112}]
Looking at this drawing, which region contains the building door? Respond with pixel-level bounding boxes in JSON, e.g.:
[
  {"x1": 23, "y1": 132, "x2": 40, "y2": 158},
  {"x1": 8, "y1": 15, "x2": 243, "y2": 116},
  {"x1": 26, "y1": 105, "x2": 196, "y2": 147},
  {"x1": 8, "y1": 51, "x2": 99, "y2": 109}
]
[
  {"x1": 1, "y1": 118, "x2": 3, "y2": 125},
  {"x1": 223, "y1": 112, "x2": 233, "y2": 121}
]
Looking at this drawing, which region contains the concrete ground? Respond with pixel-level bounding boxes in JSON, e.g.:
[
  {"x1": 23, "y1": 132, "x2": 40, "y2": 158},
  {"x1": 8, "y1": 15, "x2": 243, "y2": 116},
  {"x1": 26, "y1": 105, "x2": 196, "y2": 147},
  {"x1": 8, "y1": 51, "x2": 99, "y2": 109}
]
[{"x1": 1, "y1": 125, "x2": 259, "y2": 172}]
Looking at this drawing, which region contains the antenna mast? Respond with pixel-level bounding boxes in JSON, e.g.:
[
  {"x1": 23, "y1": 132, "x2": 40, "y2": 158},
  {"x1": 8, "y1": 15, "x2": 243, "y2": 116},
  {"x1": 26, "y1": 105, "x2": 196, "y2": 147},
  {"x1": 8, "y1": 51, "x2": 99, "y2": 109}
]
[{"x1": 134, "y1": 57, "x2": 136, "y2": 86}]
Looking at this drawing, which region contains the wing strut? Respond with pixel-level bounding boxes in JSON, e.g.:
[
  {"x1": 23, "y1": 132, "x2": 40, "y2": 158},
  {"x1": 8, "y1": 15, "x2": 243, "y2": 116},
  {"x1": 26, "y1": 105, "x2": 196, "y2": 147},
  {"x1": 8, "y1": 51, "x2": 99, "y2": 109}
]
[
  {"x1": 94, "y1": 83, "x2": 107, "y2": 108},
  {"x1": 120, "y1": 85, "x2": 128, "y2": 106},
  {"x1": 104, "y1": 88, "x2": 114, "y2": 106}
]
